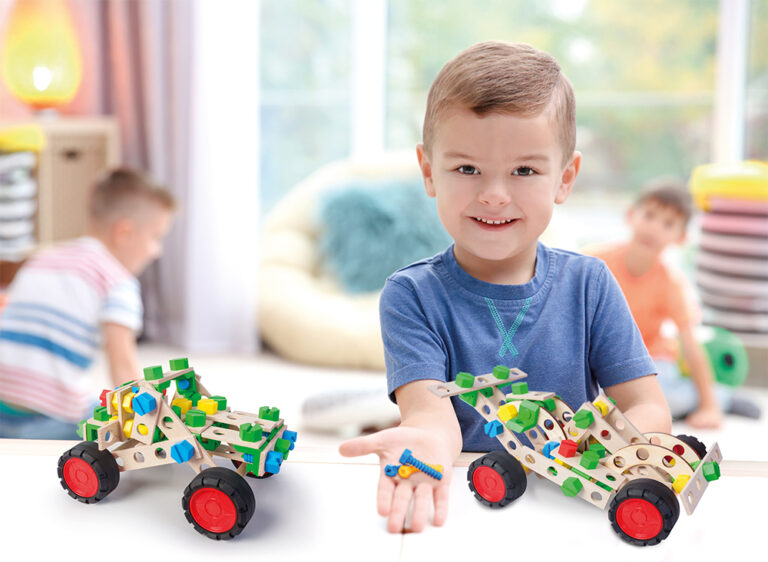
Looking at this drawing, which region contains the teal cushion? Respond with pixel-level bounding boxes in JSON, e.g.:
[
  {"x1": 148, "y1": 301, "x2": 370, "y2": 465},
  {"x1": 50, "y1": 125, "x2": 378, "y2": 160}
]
[{"x1": 318, "y1": 177, "x2": 451, "y2": 294}]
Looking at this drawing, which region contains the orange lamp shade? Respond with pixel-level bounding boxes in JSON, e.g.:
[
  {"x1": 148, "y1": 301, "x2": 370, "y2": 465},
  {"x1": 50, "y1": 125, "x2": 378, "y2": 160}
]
[{"x1": 1, "y1": 0, "x2": 83, "y2": 109}]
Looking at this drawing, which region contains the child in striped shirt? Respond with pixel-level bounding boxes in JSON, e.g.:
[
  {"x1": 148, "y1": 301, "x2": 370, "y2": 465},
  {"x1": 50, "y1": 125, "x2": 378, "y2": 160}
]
[{"x1": 0, "y1": 168, "x2": 175, "y2": 439}]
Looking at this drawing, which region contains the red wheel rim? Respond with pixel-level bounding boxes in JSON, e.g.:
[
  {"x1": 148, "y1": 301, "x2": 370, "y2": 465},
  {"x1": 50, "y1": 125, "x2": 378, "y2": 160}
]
[
  {"x1": 189, "y1": 488, "x2": 237, "y2": 533},
  {"x1": 63, "y1": 458, "x2": 99, "y2": 498},
  {"x1": 616, "y1": 498, "x2": 663, "y2": 540},
  {"x1": 472, "y1": 466, "x2": 506, "y2": 503}
]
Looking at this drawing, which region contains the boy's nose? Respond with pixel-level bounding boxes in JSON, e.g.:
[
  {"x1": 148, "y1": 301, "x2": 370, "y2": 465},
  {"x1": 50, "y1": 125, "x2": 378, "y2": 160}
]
[{"x1": 478, "y1": 179, "x2": 511, "y2": 206}]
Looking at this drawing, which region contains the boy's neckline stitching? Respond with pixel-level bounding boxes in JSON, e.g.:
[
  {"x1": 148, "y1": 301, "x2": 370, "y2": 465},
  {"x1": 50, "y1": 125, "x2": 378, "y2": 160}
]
[{"x1": 436, "y1": 243, "x2": 555, "y2": 304}]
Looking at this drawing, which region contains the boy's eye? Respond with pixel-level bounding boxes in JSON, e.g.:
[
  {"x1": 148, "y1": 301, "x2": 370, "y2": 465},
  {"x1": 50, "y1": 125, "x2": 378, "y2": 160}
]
[
  {"x1": 512, "y1": 166, "x2": 535, "y2": 176},
  {"x1": 456, "y1": 165, "x2": 479, "y2": 175}
]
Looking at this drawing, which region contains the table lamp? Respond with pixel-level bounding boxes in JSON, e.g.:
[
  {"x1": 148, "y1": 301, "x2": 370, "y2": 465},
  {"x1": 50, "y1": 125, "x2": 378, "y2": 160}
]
[{"x1": 0, "y1": 0, "x2": 83, "y2": 111}]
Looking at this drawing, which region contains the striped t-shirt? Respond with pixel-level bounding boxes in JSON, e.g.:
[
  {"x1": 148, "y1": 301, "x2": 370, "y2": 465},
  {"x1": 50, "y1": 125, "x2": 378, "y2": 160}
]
[{"x1": 0, "y1": 237, "x2": 142, "y2": 421}]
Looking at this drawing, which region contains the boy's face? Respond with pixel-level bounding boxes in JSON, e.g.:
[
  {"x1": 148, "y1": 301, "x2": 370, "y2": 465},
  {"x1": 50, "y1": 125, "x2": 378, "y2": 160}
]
[
  {"x1": 627, "y1": 200, "x2": 686, "y2": 253},
  {"x1": 417, "y1": 107, "x2": 580, "y2": 280},
  {"x1": 114, "y1": 205, "x2": 173, "y2": 276}
]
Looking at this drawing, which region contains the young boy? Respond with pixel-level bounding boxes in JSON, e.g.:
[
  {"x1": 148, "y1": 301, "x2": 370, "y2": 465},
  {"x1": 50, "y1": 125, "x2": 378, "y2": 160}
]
[
  {"x1": 339, "y1": 41, "x2": 669, "y2": 533},
  {"x1": 0, "y1": 168, "x2": 175, "y2": 439},
  {"x1": 590, "y1": 180, "x2": 761, "y2": 429}
]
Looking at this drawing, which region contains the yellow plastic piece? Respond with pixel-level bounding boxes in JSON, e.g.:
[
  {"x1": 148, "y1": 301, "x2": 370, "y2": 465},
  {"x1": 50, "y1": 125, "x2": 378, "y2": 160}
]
[
  {"x1": 498, "y1": 403, "x2": 518, "y2": 422},
  {"x1": 689, "y1": 161, "x2": 768, "y2": 210},
  {"x1": 172, "y1": 397, "x2": 192, "y2": 415},
  {"x1": 0, "y1": 124, "x2": 46, "y2": 152},
  {"x1": 673, "y1": 474, "x2": 690, "y2": 494},
  {"x1": 123, "y1": 419, "x2": 133, "y2": 439},
  {"x1": 111, "y1": 393, "x2": 119, "y2": 412},
  {"x1": 137, "y1": 423, "x2": 148, "y2": 436},
  {"x1": 122, "y1": 393, "x2": 135, "y2": 413},
  {"x1": 197, "y1": 398, "x2": 219, "y2": 415},
  {"x1": 593, "y1": 401, "x2": 608, "y2": 416},
  {"x1": 397, "y1": 463, "x2": 443, "y2": 479}
]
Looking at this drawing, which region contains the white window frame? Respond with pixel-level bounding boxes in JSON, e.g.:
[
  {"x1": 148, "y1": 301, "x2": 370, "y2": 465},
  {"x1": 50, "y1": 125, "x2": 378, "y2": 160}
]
[
  {"x1": 713, "y1": 0, "x2": 750, "y2": 164},
  {"x1": 351, "y1": 0, "x2": 387, "y2": 157}
]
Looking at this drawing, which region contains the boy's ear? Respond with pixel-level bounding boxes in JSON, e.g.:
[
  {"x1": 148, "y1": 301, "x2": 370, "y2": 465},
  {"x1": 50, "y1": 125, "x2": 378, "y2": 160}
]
[
  {"x1": 416, "y1": 144, "x2": 436, "y2": 198},
  {"x1": 555, "y1": 151, "x2": 581, "y2": 204}
]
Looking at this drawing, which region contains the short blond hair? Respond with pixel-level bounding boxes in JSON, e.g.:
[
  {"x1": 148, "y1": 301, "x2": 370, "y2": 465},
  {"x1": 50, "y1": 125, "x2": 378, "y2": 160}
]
[
  {"x1": 89, "y1": 167, "x2": 175, "y2": 225},
  {"x1": 423, "y1": 41, "x2": 576, "y2": 165}
]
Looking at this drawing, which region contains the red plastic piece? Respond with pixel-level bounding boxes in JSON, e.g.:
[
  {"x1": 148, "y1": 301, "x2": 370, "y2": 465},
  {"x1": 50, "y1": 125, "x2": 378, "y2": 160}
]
[
  {"x1": 472, "y1": 466, "x2": 506, "y2": 503},
  {"x1": 99, "y1": 389, "x2": 110, "y2": 407},
  {"x1": 188, "y1": 488, "x2": 238, "y2": 533},
  {"x1": 559, "y1": 439, "x2": 578, "y2": 457},
  {"x1": 62, "y1": 458, "x2": 99, "y2": 498},
  {"x1": 615, "y1": 498, "x2": 664, "y2": 540}
]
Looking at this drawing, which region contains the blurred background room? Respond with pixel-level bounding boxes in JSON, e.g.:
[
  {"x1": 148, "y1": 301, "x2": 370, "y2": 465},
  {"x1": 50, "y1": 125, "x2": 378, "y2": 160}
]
[{"x1": 0, "y1": 0, "x2": 766, "y2": 442}]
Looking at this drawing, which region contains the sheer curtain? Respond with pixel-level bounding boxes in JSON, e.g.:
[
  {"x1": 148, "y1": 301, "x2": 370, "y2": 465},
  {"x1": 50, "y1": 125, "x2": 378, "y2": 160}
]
[{"x1": 93, "y1": 0, "x2": 260, "y2": 353}]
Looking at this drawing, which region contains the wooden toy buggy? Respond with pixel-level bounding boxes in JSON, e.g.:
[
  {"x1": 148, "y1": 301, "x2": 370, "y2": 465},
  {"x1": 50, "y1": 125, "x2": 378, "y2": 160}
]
[
  {"x1": 57, "y1": 358, "x2": 297, "y2": 540},
  {"x1": 430, "y1": 366, "x2": 722, "y2": 546}
]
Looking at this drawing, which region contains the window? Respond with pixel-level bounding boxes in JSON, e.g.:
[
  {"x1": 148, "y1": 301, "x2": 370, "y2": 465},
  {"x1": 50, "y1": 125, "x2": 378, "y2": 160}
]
[
  {"x1": 386, "y1": 0, "x2": 719, "y2": 200},
  {"x1": 259, "y1": 0, "x2": 352, "y2": 212},
  {"x1": 259, "y1": 1, "x2": 757, "y2": 216}
]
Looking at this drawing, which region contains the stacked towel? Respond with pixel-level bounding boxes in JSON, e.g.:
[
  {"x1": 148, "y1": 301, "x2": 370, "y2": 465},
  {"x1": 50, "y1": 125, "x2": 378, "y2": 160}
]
[
  {"x1": 0, "y1": 151, "x2": 37, "y2": 261},
  {"x1": 690, "y1": 161, "x2": 768, "y2": 346}
]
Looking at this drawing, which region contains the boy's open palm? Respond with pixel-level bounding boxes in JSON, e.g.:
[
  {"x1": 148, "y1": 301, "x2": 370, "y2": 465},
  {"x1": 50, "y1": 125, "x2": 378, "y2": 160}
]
[{"x1": 339, "y1": 426, "x2": 453, "y2": 533}]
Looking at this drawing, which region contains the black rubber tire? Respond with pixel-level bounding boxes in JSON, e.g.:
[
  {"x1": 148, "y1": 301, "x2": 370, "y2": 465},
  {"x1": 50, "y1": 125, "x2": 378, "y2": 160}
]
[
  {"x1": 675, "y1": 434, "x2": 707, "y2": 459},
  {"x1": 182, "y1": 467, "x2": 255, "y2": 540},
  {"x1": 467, "y1": 450, "x2": 527, "y2": 508},
  {"x1": 608, "y1": 478, "x2": 680, "y2": 546},
  {"x1": 57, "y1": 441, "x2": 120, "y2": 503}
]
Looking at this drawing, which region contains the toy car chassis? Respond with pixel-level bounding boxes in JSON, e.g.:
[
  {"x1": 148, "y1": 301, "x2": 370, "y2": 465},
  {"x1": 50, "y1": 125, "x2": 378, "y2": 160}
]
[
  {"x1": 57, "y1": 358, "x2": 297, "y2": 540},
  {"x1": 429, "y1": 366, "x2": 722, "y2": 546}
]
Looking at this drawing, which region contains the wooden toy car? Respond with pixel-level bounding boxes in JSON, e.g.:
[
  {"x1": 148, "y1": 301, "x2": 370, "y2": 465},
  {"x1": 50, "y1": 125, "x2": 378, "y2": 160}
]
[
  {"x1": 57, "y1": 358, "x2": 297, "y2": 540},
  {"x1": 429, "y1": 366, "x2": 722, "y2": 546}
]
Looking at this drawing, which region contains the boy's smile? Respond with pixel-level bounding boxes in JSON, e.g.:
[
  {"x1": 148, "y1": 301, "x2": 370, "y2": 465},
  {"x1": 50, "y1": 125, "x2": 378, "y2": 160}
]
[{"x1": 417, "y1": 107, "x2": 580, "y2": 284}]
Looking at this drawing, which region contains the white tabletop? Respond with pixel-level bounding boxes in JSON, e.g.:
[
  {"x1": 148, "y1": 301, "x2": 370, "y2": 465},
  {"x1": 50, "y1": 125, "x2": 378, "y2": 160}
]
[
  {"x1": 4, "y1": 347, "x2": 767, "y2": 559},
  {"x1": 1, "y1": 438, "x2": 766, "y2": 561}
]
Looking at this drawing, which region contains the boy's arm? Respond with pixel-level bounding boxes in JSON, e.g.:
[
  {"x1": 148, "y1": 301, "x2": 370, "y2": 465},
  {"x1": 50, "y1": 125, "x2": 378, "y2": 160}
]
[
  {"x1": 678, "y1": 325, "x2": 722, "y2": 428},
  {"x1": 102, "y1": 322, "x2": 140, "y2": 387},
  {"x1": 605, "y1": 374, "x2": 672, "y2": 434},
  {"x1": 339, "y1": 379, "x2": 462, "y2": 533}
]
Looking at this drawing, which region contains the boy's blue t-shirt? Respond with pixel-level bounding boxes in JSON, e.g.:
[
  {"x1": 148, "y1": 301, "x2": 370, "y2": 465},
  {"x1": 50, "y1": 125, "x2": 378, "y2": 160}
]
[{"x1": 381, "y1": 242, "x2": 656, "y2": 452}]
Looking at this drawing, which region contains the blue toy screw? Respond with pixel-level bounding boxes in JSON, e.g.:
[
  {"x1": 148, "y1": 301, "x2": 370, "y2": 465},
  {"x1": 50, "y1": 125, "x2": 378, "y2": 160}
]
[{"x1": 399, "y1": 449, "x2": 443, "y2": 480}]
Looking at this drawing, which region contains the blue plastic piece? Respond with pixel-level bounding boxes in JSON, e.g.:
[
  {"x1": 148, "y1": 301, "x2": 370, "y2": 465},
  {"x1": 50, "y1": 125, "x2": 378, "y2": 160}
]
[
  {"x1": 170, "y1": 440, "x2": 195, "y2": 464},
  {"x1": 132, "y1": 393, "x2": 157, "y2": 417},
  {"x1": 484, "y1": 420, "x2": 504, "y2": 438},
  {"x1": 132, "y1": 386, "x2": 139, "y2": 393},
  {"x1": 243, "y1": 453, "x2": 254, "y2": 463},
  {"x1": 265, "y1": 450, "x2": 283, "y2": 474},
  {"x1": 177, "y1": 378, "x2": 191, "y2": 391},
  {"x1": 384, "y1": 464, "x2": 400, "y2": 477},
  {"x1": 283, "y1": 430, "x2": 298, "y2": 450},
  {"x1": 283, "y1": 430, "x2": 298, "y2": 442},
  {"x1": 543, "y1": 441, "x2": 560, "y2": 460}
]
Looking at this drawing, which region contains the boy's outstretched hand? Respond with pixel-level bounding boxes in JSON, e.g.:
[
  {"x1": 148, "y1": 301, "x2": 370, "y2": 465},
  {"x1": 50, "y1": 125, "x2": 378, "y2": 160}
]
[{"x1": 339, "y1": 425, "x2": 455, "y2": 533}]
